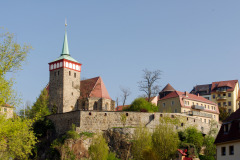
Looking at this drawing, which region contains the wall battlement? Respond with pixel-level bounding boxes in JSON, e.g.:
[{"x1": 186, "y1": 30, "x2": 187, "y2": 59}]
[{"x1": 47, "y1": 111, "x2": 220, "y2": 136}]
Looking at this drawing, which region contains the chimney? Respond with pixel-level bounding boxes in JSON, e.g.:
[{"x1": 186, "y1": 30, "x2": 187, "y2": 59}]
[
  {"x1": 197, "y1": 93, "x2": 200, "y2": 97},
  {"x1": 185, "y1": 91, "x2": 188, "y2": 97}
]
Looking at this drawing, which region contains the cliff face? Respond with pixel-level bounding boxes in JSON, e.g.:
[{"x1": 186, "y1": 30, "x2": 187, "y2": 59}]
[{"x1": 104, "y1": 128, "x2": 134, "y2": 160}]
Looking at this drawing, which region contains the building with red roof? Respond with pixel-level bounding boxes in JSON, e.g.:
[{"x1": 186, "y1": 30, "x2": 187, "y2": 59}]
[
  {"x1": 158, "y1": 84, "x2": 219, "y2": 123},
  {"x1": 78, "y1": 77, "x2": 115, "y2": 111},
  {"x1": 215, "y1": 108, "x2": 240, "y2": 159},
  {"x1": 211, "y1": 80, "x2": 240, "y2": 114}
]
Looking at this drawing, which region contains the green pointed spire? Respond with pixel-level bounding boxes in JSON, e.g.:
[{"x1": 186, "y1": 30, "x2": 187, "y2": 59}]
[{"x1": 61, "y1": 30, "x2": 70, "y2": 55}]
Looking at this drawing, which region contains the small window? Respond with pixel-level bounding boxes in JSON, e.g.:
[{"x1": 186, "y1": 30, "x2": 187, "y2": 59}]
[
  {"x1": 171, "y1": 101, "x2": 174, "y2": 106},
  {"x1": 228, "y1": 101, "x2": 231, "y2": 106},
  {"x1": 89, "y1": 112, "x2": 92, "y2": 115},
  {"x1": 171, "y1": 115, "x2": 175, "y2": 118},
  {"x1": 223, "y1": 93, "x2": 226, "y2": 96},
  {"x1": 72, "y1": 81, "x2": 74, "y2": 87},
  {"x1": 208, "y1": 105, "x2": 210, "y2": 109},
  {"x1": 104, "y1": 113, "x2": 107, "y2": 116},
  {"x1": 54, "y1": 72, "x2": 56, "y2": 76},
  {"x1": 213, "y1": 94, "x2": 215, "y2": 99},
  {"x1": 223, "y1": 102, "x2": 226, "y2": 106},
  {"x1": 221, "y1": 147, "x2": 226, "y2": 156},
  {"x1": 228, "y1": 93, "x2": 231, "y2": 97},
  {"x1": 126, "y1": 113, "x2": 129, "y2": 116},
  {"x1": 229, "y1": 146, "x2": 234, "y2": 155},
  {"x1": 160, "y1": 114, "x2": 163, "y2": 117},
  {"x1": 162, "y1": 103, "x2": 166, "y2": 107},
  {"x1": 58, "y1": 71, "x2": 59, "y2": 75},
  {"x1": 181, "y1": 123, "x2": 184, "y2": 127},
  {"x1": 218, "y1": 103, "x2": 221, "y2": 107},
  {"x1": 204, "y1": 119, "x2": 206, "y2": 123},
  {"x1": 71, "y1": 92, "x2": 73, "y2": 96},
  {"x1": 174, "y1": 109, "x2": 177, "y2": 113},
  {"x1": 69, "y1": 71, "x2": 71, "y2": 76},
  {"x1": 74, "y1": 73, "x2": 76, "y2": 78}
]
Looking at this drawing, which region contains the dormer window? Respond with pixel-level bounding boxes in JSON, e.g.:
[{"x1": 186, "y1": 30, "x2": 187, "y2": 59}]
[{"x1": 224, "y1": 123, "x2": 231, "y2": 134}]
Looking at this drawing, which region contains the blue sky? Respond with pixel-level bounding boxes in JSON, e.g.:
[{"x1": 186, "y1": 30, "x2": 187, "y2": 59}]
[{"x1": 1, "y1": 1, "x2": 240, "y2": 109}]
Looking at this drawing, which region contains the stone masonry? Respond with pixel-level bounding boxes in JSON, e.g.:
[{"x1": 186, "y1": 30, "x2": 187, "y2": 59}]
[
  {"x1": 47, "y1": 111, "x2": 220, "y2": 136},
  {"x1": 49, "y1": 67, "x2": 80, "y2": 113}
]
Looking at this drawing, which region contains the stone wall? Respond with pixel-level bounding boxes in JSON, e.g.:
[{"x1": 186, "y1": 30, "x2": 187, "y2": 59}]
[
  {"x1": 47, "y1": 111, "x2": 220, "y2": 136},
  {"x1": 47, "y1": 111, "x2": 81, "y2": 135}
]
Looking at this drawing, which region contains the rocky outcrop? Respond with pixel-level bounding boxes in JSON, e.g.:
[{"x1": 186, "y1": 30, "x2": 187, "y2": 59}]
[{"x1": 104, "y1": 128, "x2": 135, "y2": 160}]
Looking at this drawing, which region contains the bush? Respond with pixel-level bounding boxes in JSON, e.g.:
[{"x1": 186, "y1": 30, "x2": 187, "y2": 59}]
[
  {"x1": 89, "y1": 133, "x2": 109, "y2": 160},
  {"x1": 124, "y1": 98, "x2": 158, "y2": 112}
]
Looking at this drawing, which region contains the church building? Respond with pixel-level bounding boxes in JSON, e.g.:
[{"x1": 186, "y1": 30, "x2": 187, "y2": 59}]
[{"x1": 47, "y1": 26, "x2": 115, "y2": 113}]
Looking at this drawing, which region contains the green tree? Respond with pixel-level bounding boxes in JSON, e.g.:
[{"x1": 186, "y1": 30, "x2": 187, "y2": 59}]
[
  {"x1": 124, "y1": 97, "x2": 158, "y2": 112},
  {"x1": 29, "y1": 88, "x2": 50, "y2": 119},
  {"x1": 89, "y1": 133, "x2": 109, "y2": 160},
  {"x1": 219, "y1": 106, "x2": 229, "y2": 121},
  {"x1": 152, "y1": 117, "x2": 180, "y2": 160},
  {"x1": 132, "y1": 126, "x2": 152, "y2": 160},
  {"x1": 0, "y1": 115, "x2": 37, "y2": 159},
  {"x1": 202, "y1": 136, "x2": 216, "y2": 160},
  {"x1": 183, "y1": 127, "x2": 204, "y2": 154},
  {"x1": 0, "y1": 30, "x2": 32, "y2": 106}
]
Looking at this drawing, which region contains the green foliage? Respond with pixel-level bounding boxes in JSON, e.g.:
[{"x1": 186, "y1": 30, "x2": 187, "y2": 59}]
[
  {"x1": 89, "y1": 133, "x2": 109, "y2": 160},
  {"x1": 203, "y1": 136, "x2": 216, "y2": 159},
  {"x1": 181, "y1": 127, "x2": 204, "y2": 155},
  {"x1": 219, "y1": 106, "x2": 230, "y2": 121},
  {"x1": 131, "y1": 126, "x2": 152, "y2": 160},
  {"x1": 152, "y1": 117, "x2": 180, "y2": 160},
  {"x1": 0, "y1": 30, "x2": 32, "y2": 106},
  {"x1": 132, "y1": 117, "x2": 180, "y2": 160},
  {"x1": 79, "y1": 132, "x2": 94, "y2": 137},
  {"x1": 0, "y1": 115, "x2": 37, "y2": 159},
  {"x1": 66, "y1": 124, "x2": 80, "y2": 140},
  {"x1": 33, "y1": 118, "x2": 55, "y2": 138},
  {"x1": 29, "y1": 88, "x2": 50, "y2": 119},
  {"x1": 124, "y1": 97, "x2": 158, "y2": 112},
  {"x1": 120, "y1": 113, "x2": 127, "y2": 126},
  {"x1": 107, "y1": 152, "x2": 120, "y2": 160}
]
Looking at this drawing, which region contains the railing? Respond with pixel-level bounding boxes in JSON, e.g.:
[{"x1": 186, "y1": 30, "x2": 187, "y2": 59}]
[
  {"x1": 216, "y1": 88, "x2": 227, "y2": 93},
  {"x1": 192, "y1": 105, "x2": 204, "y2": 110},
  {"x1": 189, "y1": 111, "x2": 212, "y2": 118},
  {"x1": 217, "y1": 96, "x2": 227, "y2": 100}
]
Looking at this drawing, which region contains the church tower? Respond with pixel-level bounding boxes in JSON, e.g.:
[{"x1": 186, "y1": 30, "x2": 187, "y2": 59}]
[{"x1": 48, "y1": 23, "x2": 81, "y2": 113}]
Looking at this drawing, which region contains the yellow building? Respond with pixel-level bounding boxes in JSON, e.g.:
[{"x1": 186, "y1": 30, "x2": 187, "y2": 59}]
[
  {"x1": 211, "y1": 80, "x2": 240, "y2": 114},
  {"x1": 0, "y1": 104, "x2": 14, "y2": 119},
  {"x1": 158, "y1": 84, "x2": 219, "y2": 122}
]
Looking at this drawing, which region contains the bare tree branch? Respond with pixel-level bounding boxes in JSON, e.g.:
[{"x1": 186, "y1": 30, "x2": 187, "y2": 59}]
[
  {"x1": 138, "y1": 69, "x2": 161, "y2": 102},
  {"x1": 120, "y1": 87, "x2": 131, "y2": 107}
]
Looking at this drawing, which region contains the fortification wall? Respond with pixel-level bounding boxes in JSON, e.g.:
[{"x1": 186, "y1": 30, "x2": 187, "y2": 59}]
[
  {"x1": 47, "y1": 111, "x2": 220, "y2": 136},
  {"x1": 47, "y1": 110, "x2": 81, "y2": 135}
]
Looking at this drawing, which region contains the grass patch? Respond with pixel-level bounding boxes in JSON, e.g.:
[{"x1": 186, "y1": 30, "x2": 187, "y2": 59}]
[{"x1": 79, "y1": 132, "x2": 94, "y2": 137}]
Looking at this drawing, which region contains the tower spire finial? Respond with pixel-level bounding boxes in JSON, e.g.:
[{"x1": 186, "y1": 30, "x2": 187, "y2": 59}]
[{"x1": 61, "y1": 18, "x2": 70, "y2": 56}]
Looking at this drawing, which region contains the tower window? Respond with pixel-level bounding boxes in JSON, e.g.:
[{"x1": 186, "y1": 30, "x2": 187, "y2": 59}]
[
  {"x1": 74, "y1": 73, "x2": 76, "y2": 78},
  {"x1": 71, "y1": 92, "x2": 73, "y2": 96},
  {"x1": 54, "y1": 72, "x2": 56, "y2": 76},
  {"x1": 69, "y1": 71, "x2": 71, "y2": 76},
  {"x1": 58, "y1": 71, "x2": 59, "y2": 75},
  {"x1": 72, "y1": 81, "x2": 74, "y2": 87}
]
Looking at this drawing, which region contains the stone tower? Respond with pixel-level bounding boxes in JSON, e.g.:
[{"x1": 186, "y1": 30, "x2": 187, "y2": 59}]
[{"x1": 48, "y1": 27, "x2": 82, "y2": 113}]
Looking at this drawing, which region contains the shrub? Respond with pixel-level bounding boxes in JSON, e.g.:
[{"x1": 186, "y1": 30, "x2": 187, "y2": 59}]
[{"x1": 124, "y1": 98, "x2": 158, "y2": 112}]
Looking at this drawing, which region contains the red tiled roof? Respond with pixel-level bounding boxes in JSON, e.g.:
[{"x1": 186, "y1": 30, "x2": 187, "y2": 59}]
[
  {"x1": 2, "y1": 104, "x2": 14, "y2": 108},
  {"x1": 159, "y1": 91, "x2": 219, "y2": 114},
  {"x1": 160, "y1": 83, "x2": 176, "y2": 92},
  {"x1": 211, "y1": 80, "x2": 238, "y2": 92},
  {"x1": 215, "y1": 108, "x2": 240, "y2": 144},
  {"x1": 80, "y1": 77, "x2": 112, "y2": 100},
  {"x1": 115, "y1": 105, "x2": 130, "y2": 111}
]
